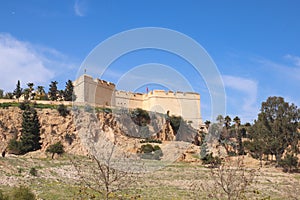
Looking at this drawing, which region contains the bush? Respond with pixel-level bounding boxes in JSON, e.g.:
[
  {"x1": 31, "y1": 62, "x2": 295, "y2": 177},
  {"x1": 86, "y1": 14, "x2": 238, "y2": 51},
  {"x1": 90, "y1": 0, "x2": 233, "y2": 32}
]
[
  {"x1": 46, "y1": 142, "x2": 64, "y2": 159},
  {"x1": 201, "y1": 153, "x2": 222, "y2": 167},
  {"x1": 10, "y1": 186, "x2": 36, "y2": 200},
  {"x1": 279, "y1": 153, "x2": 299, "y2": 172},
  {"x1": 140, "y1": 139, "x2": 162, "y2": 144},
  {"x1": 139, "y1": 144, "x2": 163, "y2": 160},
  {"x1": 131, "y1": 108, "x2": 150, "y2": 126},
  {"x1": 169, "y1": 115, "x2": 183, "y2": 133},
  {"x1": 7, "y1": 139, "x2": 22, "y2": 155},
  {"x1": 29, "y1": 167, "x2": 37, "y2": 176},
  {"x1": 84, "y1": 105, "x2": 94, "y2": 113},
  {"x1": 57, "y1": 104, "x2": 69, "y2": 117},
  {"x1": 0, "y1": 189, "x2": 8, "y2": 200},
  {"x1": 18, "y1": 101, "x2": 30, "y2": 110},
  {"x1": 65, "y1": 133, "x2": 76, "y2": 145}
]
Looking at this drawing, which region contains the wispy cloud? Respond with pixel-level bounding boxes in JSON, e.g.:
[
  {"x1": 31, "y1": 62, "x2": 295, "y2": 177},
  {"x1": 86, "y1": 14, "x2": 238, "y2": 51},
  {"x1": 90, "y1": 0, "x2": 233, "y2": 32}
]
[
  {"x1": 74, "y1": 0, "x2": 88, "y2": 17},
  {"x1": 284, "y1": 54, "x2": 300, "y2": 67},
  {"x1": 256, "y1": 56, "x2": 300, "y2": 81},
  {"x1": 222, "y1": 75, "x2": 258, "y2": 122},
  {"x1": 0, "y1": 33, "x2": 76, "y2": 92}
]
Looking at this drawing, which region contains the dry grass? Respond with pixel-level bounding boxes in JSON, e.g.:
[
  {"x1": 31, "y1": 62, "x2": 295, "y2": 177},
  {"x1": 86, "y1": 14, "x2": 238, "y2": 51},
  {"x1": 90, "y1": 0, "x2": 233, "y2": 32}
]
[{"x1": 0, "y1": 154, "x2": 299, "y2": 199}]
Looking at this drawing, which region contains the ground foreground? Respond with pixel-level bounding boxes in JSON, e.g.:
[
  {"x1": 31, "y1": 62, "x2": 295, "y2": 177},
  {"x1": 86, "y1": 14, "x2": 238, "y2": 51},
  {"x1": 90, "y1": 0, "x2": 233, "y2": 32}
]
[{"x1": 0, "y1": 153, "x2": 299, "y2": 200}]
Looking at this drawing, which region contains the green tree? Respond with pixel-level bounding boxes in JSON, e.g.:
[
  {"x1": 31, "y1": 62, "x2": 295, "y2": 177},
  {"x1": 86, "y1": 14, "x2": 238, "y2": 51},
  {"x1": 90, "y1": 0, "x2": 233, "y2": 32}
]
[
  {"x1": 23, "y1": 88, "x2": 30, "y2": 101},
  {"x1": 216, "y1": 115, "x2": 224, "y2": 125},
  {"x1": 20, "y1": 107, "x2": 41, "y2": 154},
  {"x1": 27, "y1": 83, "x2": 35, "y2": 100},
  {"x1": 36, "y1": 86, "x2": 47, "y2": 100},
  {"x1": 57, "y1": 104, "x2": 69, "y2": 117},
  {"x1": 63, "y1": 80, "x2": 76, "y2": 101},
  {"x1": 200, "y1": 140, "x2": 209, "y2": 159},
  {"x1": 224, "y1": 115, "x2": 231, "y2": 129},
  {"x1": 131, "y1": 108, "x2": 150, "y2": 126},
  {"x1": 13, "y1": 80, "x2": 22, "y2": 101},
  {"x1": 222, "y1": 115, "x2": 231, "y2": 140},
  {"x1": 233, "y1": 116, "x2": 244, "y2": 155},
  {"x1": 48, "y1": 81, "x2": 58, "y2": 101},
  {"x1": 0, "y1": 89, "x2": 4, "y2": 99},
  {"x1": 279, "y1": 153, "x2": 298, "y2": 172},
  {"x1": 46, "y1": 142, "x2": 64, "y2": 159},
  {"x1": 204, "y1": 120, "x2": 211, "y2": 129},
  {"x1": 249, "y1": 96, "x2": 300, "y2": 164},
  {"x1": 4, "y1": 92, "x2": 13, "y2": 99}
]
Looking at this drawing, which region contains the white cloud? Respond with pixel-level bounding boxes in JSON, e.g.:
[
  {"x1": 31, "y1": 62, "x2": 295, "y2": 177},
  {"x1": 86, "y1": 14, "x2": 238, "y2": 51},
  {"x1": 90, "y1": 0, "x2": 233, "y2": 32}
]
[
  {"x1": 284, "y1": 54, "x2": 300, "y2": 67},
  {"x1": 0, "y1": 33, "x2": 75, "y2": 92},
  {"x1": 257, "y1": 56, "x2": 300, "y2": 81},
  {"x1": 222, "y1": 75, "x2": 258, "y2": 122},
  {"x1": 74, "y1": 0, "x2": 88, "y2": 17}
]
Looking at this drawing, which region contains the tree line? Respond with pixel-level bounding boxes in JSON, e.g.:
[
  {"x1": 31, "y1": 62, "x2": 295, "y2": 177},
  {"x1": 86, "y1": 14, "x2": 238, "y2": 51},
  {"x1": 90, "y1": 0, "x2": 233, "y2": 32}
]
[
  {"x1": 201, "y1": 96, "x2": 300, "y2": 172},
  {"x1": 0, "y1": 80, "x2": 76, "y2": 101}
]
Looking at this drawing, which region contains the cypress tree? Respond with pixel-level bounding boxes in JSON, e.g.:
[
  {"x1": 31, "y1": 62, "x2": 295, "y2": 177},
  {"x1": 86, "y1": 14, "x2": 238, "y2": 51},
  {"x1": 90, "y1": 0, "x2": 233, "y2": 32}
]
[
  {"x1": 48, "y1": 81, "x2": 58, "y2": 101},
  {"x1": 20, "y1": 107, "x2": 41, "y2": 154},
  {"x1": 13, "y1": 80, "x2": 22, "y2": 101},
  {"x1": 63, "y1": 80, "x2": 76, "y2": 101}
]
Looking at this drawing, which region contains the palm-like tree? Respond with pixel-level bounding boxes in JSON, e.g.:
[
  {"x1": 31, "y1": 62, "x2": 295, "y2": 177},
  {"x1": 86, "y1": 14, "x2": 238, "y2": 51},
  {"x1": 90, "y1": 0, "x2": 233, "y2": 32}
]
[
  {"x1": 37, "y1": 86, "x2": 45, "y2": 95},
  {"x1": 36, "y1": 86, "x2": 47, "y2": 100},
  {"x1": 224, "y1": 116, "x2": 231, "y2": 128},
  {"x1": 204, "y1": 120, "x2": 211, "y2": 130},
  {"x1": 233, "y1": 116, "x2": 241, "y2": 131},
  {"x1": 233, "y1": 116, "x2": 242, "y2": 154},
  {"x1": 27, "y1": 83, "x2": 35, "y2": 100}
]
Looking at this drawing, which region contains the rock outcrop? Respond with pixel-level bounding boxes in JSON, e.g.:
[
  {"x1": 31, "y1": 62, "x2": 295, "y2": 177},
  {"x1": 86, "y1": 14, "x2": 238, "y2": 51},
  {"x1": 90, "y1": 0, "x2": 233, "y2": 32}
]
[{"x1": 0, "y1": 107, "x2": 182, "y2": 156}]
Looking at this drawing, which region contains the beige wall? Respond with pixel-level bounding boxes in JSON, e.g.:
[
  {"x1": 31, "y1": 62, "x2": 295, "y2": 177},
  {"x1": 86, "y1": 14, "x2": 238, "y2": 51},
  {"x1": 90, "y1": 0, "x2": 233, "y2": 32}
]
[
  {"x1": 74, "y1": 75, "x2": 202, "y2": 129},
  {"x1": 74, "y1": 75, "x2": 115, "y2": 106}
]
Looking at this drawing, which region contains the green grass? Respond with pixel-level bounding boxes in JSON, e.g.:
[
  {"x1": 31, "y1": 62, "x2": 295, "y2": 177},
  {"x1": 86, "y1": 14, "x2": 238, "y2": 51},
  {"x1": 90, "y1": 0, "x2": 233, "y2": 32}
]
[{"x1": 1, "y1": 154, "x2": 300, "y2": 199}]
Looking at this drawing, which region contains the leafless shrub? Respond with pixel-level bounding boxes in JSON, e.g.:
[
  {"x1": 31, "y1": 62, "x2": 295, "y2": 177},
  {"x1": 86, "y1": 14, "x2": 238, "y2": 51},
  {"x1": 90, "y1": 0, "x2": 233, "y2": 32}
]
[
  {"x1": 190, "y1": 157, "x2": 267, "y2": 200},
  {"x1": 71, "y1": 153, "x2": 138, "y2": 200}
]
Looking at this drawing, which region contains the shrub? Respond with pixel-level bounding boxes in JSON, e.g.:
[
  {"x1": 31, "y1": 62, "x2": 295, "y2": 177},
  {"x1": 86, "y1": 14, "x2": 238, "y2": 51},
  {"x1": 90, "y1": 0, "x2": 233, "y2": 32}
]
[
  {"x1": 46, "y1": 142, "x2": 64, "y2": 159},
  {"x1": 140, "y1": 139, "x2": 162, "y2": 144},
  {"x1": 201, "y1": 153, "x2": 222, "y2": 167},
  {"x1": 169, "y1": 115, "x2": 183, "y2": 133},
  {"x1": 65, "y1": 133, "x2": 76, "y2": 145},
  {"x1": 139, "y1": 144, "x2": 163, "y2": 160},
  {"x1": 279, "y1": 153, "x2": 299, "y2": 172},
  {"x1": 18, "y1": 101, "x2": 30, "y2": 110},
  {"x1": 84, "y1": 105, "x2": 94, "y2": 113},
  {"x1": 57, "y1": 104, "x2": 69, "y2": 117},
  {"x1": 0, "y1": 189, "x2": 8, "y2": 200},
  {"x1": 7, "y1": 139, "x2": 22, "y2": 155},
  {"x1": 29, "y1": 167, "x2": 37, "y2": 176},
  {"x1": 10, "y1": 186, "x2": 36, "y2": 200},
  {"x1": 131, "y1": 108, "x2": 150, "y2": 126}
]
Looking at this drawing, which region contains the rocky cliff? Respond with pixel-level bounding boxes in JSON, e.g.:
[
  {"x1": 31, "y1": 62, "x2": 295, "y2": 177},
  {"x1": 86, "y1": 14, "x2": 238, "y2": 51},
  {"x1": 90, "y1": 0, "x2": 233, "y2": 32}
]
[{"x1": 0, "y1": 107, "x2": 181, "y2": 156}]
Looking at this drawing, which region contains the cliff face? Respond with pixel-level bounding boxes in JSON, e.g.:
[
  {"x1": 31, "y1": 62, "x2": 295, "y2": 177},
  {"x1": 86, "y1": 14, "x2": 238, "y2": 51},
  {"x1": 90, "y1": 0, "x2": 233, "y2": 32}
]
[
  {"x1": 0, "y1": 107, "x2": 85, "y2": 155},
  {"x1": 0, "y1": 107, "x2": 180, "y2": 156}
]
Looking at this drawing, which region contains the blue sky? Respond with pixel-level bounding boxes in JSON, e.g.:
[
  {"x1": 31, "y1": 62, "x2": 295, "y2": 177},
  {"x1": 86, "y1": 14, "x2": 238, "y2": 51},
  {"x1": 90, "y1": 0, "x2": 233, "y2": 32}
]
[{"x1": 0, "y1": 0, "x2": 299, "y2": 123}]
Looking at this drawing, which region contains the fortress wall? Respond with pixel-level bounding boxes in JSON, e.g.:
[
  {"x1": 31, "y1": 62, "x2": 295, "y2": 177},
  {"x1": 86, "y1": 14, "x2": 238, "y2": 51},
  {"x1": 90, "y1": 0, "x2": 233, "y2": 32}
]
[
  {"x1": 114, "y1": 91, "x2": 143, "y2": 108},
  {"x1": 73, "y1": 75, "x2": 87, "y2": 103},
  {"x1": 94, "y1": 79, "x2": 115, "y2": 106},
  {"x1": 74, "y1": 75, "x2": 202, "y2": 128},
  {"x1": 74, "y1": 75, "x2": 115, "y2": 106},
  {"x1": 143, "y1": 90, "x2": 202, "y2": 128}
]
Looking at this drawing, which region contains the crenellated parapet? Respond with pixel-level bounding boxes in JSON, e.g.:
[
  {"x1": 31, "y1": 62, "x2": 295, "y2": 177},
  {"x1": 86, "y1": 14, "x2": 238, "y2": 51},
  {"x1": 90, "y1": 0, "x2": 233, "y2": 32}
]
[{"x1": 74, "y1": 74, "x2": 202, "y2": 129}]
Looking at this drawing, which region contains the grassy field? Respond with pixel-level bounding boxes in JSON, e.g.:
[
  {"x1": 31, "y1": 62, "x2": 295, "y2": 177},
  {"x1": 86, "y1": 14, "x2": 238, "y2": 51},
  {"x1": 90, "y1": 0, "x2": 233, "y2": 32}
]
[{"x1": 0, "y1": 154, "x2": 299, "y2": 199}]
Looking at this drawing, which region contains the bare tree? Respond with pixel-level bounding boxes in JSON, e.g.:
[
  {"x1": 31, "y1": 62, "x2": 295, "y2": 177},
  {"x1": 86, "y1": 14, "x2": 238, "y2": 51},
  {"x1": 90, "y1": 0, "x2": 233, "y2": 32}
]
[
  {"x1": 190, "y1": 157, "x2": 263, "y2": 200},
  {"x1": 71, "y1": 110, "x2": 141, "y2": 200}
]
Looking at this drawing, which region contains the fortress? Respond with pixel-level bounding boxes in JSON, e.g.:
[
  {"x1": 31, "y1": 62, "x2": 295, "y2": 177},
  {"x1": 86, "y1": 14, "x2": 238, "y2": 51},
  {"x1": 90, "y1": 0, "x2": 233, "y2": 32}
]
[{"x1": 73, "y1": 75, "x2": 202, "y2": 129}]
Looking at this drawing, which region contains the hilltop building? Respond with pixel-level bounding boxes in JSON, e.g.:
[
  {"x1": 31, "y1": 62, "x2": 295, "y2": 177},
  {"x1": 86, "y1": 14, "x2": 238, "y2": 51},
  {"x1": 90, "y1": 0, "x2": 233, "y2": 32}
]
[{"x1": 73, "y1": 74, "x2": 202, "y2": 129}]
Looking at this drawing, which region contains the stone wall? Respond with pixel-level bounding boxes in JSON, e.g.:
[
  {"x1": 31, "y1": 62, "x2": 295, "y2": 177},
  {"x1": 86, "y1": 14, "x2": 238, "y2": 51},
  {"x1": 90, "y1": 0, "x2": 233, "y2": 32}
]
[{"x1": 73, "y1": 75, "x2": 202, "y2": 129}]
